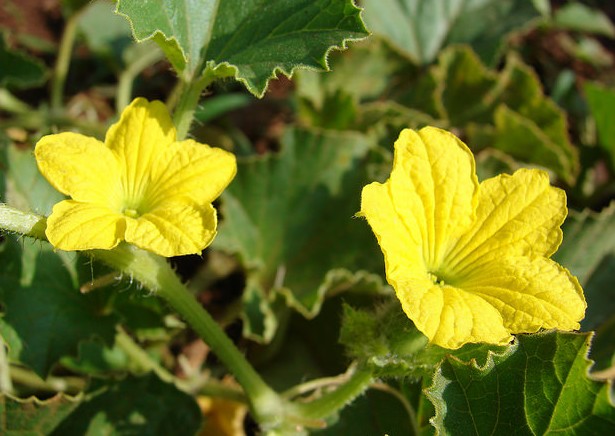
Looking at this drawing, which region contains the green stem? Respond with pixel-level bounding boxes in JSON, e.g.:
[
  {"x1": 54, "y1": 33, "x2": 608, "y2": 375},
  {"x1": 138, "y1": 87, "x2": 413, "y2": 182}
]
[
  {"x1": 10, "y1": 366, "x2": 86, "y2": 394},
  {"x1": 51, "y1": 11, "x2": 82, "y2": 111},
  {"x1": 172, "y1": 74, "x2": 212, "y2": 140},
  {"x1": 92, "y1": 245, "x2": 283, "y2": 426},
  {"x1": 0, "y1": 205, "x2": 47, "y2": 239},
  {"x1": 0, "y1": 340, "x2": 13, "y2": 394},
  {"x1": 292, "y1": 367, "x2": 373, "y2": 421},
  {"x1": 116, "y1": 48, "x2": 164, "y2": 113}
]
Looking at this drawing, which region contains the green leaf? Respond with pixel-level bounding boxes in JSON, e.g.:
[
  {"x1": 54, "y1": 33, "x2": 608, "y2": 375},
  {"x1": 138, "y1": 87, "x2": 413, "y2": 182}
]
[
  {"x1": 0, "y1": 393, "x2": 81, "y2": 435},
  {"x1": 433, "y1": 47, "x2": 579, "y2": 183},
  {"x1": 313, "y1": 388, "x2": 415, "y2": 436},
  {"x1": 553, "y1": 2, "x2": 615, "y2": 38},
  {"x1": 363, "y1": 0, "x2": 540, "y2": 65},
  {"x1": 78, "y1": 0, "x2": 134, "y2": 64},
  {"x1": 116, "y1": 0, "x2": 368, "y2": 96},
  {"x1": 585, "y1": 82, "x2": 615, "y2": 169},
  {"x1": 4, "y1": 144, "x2": 64, "y2": 216},
  {"x1": 0, "y1": 33, "x2": 47, "y2": 89},
  {"x1": 555, "y1": 203, "x2": 615, "y2": 331},
  {"x1": 556, "y1": 202, "x2": 615, "y2": 287},
  {"x1": 0, "y1": 237, "x2": 118, "y2": 377},
  {"x1": 340, "y1": 302, "x2": 508, "y2": 379},
  {"x1": 214, "y1": 127, "x2": 384, "y2": 342},
  {"x1": 51, "y1": 374, "x2": 202, "y2": 435},
  {"x1": 426, "y1": 332, "x2": 615, "y2": 435}
]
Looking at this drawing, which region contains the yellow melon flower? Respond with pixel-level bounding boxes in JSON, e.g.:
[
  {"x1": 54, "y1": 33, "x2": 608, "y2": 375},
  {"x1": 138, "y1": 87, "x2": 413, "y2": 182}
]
[
  {"x1": 35, "y1": 98, "x2": 236, "y2": 257},
  {"x1": 359, "y1": 127, "x2": 586, "y2": 349}
]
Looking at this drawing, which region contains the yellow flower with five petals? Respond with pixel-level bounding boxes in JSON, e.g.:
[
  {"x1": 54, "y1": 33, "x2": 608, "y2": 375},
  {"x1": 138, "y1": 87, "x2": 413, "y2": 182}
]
[
  {"x1": 35, "y1": 98, "x2": 236, "y2": 257},
  {"x1": 360, "y1": 127, "x2": 586, "y2": 349}
]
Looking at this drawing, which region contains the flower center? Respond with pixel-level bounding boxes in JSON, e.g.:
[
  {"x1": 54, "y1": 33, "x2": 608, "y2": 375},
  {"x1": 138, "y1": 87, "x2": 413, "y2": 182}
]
[
  {"x1": 122, "y1": 207, "x2": 140, "y2": 218},
  {"x1": 428, "y1": 268, "x2": 456, "y2": 287}
]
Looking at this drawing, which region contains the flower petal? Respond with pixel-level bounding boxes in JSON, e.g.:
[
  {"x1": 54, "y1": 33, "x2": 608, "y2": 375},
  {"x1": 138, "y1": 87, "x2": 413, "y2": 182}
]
[
  {"x1": 35, "y1": 132, "x2": 121, "y2": 204},
  {"x1": 360, "y1": 181, "x2": 425, "y2": 278},
  {"x1": 388, "y1": 127, "x2": 478, "y2": 269},
  {"x1": 444, "y1": 169, "x2": 566, "y2": 278},
  {"x1": 105, "y1": 98, "x2": 176, "y2": 203},
  {"x1": 45, "y1": 200, "x2": 125, "y2": 251},
  {"x1": 125, "y1": 204, "x2": 217, "y2": 257},
  {"x1": 393, "y1": 275, "x2": 512, "y2": 349},
  {"x1": 461, "y1": 256, "x2": 586, "y2": 334},
  {"x1": 148, "y1": 139, "x2": 237, "y2": 206}
]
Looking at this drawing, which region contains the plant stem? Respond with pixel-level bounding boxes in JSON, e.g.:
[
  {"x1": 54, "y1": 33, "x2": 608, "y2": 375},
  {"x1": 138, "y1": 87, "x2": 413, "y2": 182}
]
[
  {"x1": 116, "y1": 47, "x2": 164, "y2": 113},
  {"x1": 10, "y1": 366, "x2": 86, "y2": 394},
  {"x1": 51, "y1": 11, "x2": 82, "y2": 111},
  {"x1": 92, "y1": 245, "x2": 283, "y2": 425},
  {"x1": 172, "y1": 74, "x2": 211, "y2": 140},
  {"x1": 0, "y1": 340, "x2": 13, "y2": 394},
  {"x1": 0, "y1": 205, "x2": 47, "y2": 239},
  {"x1": 293, "y1": 366, "x2": 373, "y2": 421}
]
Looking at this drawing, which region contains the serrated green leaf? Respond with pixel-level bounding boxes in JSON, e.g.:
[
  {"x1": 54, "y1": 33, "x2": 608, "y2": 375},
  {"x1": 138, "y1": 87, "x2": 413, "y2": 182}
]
[
  {"x1": 426, "y1": 332, "x2": 615, "y2": 435},
  {"x1": 431, "y1": 48, "x2": 579, "y2": 183},
  {"x1": 363, "y1": 0, "x2": 540, "y2": 65},
  {"x1": 585, "y1": 82, "x2": 615, "y2": 169},
  {"x1": 0, "y1": 393, "x2": 81, "y2": 435},
  {"x1": 116, "y1": 0, "x2": 368, "y2": 96},
  {"x1": 214, "y1": 127, "x2": 384, "y2": 342},
  {"x1": 438, "y1": 46, "x2": 498, "y2": 125},
  {"x1": 0, "y1": 34, "x2": 47, "y2": 89},
  {"x1": 51, "y1": 374, "x2": 202, "y2": 435},
  {"x1": 340, "y1": 302, "x2": 508, "y2": 379}
]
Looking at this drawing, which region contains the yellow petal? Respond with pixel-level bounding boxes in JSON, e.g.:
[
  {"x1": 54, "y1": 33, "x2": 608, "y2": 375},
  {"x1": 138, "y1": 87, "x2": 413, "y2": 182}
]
[
  {"x1": 45, "y1": 200, "x2": 125, "y2": 251},
  {"x1": 392, "y1": 275, "x2": 512, "y2": 349},
  {"x1": 125, "y1": 203, "x2": 217, "y2": 257},
  {"x1": 444, "y1": 169, "x2": 566, "y2": 279},
  {"x1": 461, "y1": 256, "x2": 586, "y2": 334},
  {"x1": 360, "y1": 181, "x2": 425, "y2": 280},
  {"x1": 35, "y1": 132, "x2": 121, "y2": 205},
  {"x1": 388, "y1": 127, "x2": 478, "y2": 270},
  {"x1": 147, "y1": 139, "x2": 237, "y2": 206},
  {"x1": 105, "y1": 98, "x2": 176, "y2": 204}
]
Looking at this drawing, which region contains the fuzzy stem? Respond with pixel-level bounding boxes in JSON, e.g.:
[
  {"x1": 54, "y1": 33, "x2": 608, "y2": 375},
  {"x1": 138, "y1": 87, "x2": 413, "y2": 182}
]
[
  {"x1": 0, "y1": 205, "x2": 47, "y2": 239},
  {"x1": 172, "y1": 74, "x2": 212, "y2": 140}
]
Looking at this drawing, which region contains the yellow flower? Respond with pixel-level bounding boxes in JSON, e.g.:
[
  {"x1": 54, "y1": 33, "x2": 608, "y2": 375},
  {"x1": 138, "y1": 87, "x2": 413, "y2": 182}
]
[
  {"x1": 35, "y1": 98, "x2": 236, "y2": 257},
  {"x1": 359, "y1": 127, "x2": 586, "y2": 349}
]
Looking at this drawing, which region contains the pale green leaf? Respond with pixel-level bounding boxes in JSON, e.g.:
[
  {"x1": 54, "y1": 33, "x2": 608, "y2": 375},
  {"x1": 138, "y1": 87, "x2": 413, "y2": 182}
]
[
  {"x1": 426, "y1": 332, "x2": 615, "y2": 435},
  {"x1": 585, "y1": 82, "x2": 615, "y2": 169},
  {"x1": 362, "y1": 0, "x2": 540, "y2": 65},
  {"x1": 116, "y1": 0, "x2": 368, "y2": 96},
  {"x1": 555, "y1": 202, "x2": 615, "y2": 331},
  {"x1": 553, "y1": 2, "x2": 615, "y2": 37}
]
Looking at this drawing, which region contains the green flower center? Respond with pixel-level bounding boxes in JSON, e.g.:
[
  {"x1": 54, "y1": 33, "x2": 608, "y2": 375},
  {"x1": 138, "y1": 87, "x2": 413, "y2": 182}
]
[{"x1": 122, "y1": 207, "x2": 140, "y2": 218}]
